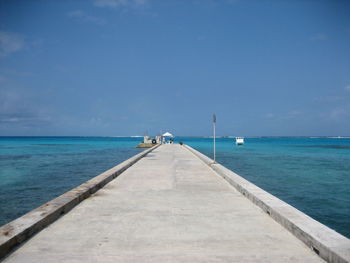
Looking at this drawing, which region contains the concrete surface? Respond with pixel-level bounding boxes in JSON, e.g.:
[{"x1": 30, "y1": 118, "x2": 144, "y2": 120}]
[
  {"x1": 136, "y1": 143, "x2": 157, "y2": 148},
  {"x1": 185, "y1": 145, "x2": 350, "y2": 263},
  {"x1": 1, "y1": 144, "x2": 326, "y2": 262}
]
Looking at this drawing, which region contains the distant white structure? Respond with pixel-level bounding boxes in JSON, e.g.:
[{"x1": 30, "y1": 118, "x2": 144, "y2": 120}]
[
  {"x1": 162, "y1": 132, "x2": 174, "y2": 144},
  {"x1": 162, "y1": 132, "x2": 173, "y2": 137},
  {"x1": 143, "y1": 136, "x2": 152, "y2": 144},
  {"x1": 155, "y1": 136, "x2": 162, "y2": 144},
  {"x1": 235, "y1": 137, "x2": 244, "y2": 145}
]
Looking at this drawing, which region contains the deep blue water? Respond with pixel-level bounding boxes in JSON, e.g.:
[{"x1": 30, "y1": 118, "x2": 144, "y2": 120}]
[
  {"x1": 175, "y1": 137, "x2": 350, "y2": 238},
  {"x1": 0, "y1": 137, "x2": 349, "y2": 239},
  {"x1": 0, "y1": 137, "x2": 143, "y2": 226}
]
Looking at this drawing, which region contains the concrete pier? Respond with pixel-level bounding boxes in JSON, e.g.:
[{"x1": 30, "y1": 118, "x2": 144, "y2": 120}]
[{"x1": 1, "y1": 144, "x2": 349, "y2": 262}]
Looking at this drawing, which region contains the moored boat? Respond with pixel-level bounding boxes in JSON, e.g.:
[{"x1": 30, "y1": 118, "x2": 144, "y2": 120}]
[{"x1": 235, "y1": 137, "x2": 244, "y2": 145}]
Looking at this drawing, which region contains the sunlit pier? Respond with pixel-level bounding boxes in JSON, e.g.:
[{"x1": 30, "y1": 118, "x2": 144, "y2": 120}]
[{"x1": 1, "y1": 144, "x2": 349, "y2": 263}]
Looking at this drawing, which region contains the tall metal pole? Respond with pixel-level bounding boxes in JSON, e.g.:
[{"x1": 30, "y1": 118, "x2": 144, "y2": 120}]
[{"x1": 213, "y1": 114, "x2": 216, "y2": 163}]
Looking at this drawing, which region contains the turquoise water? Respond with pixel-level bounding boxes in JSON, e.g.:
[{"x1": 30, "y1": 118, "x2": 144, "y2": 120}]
[
  {"x1": 175, "y1": 137, "x2": 350, "y2": 238},
  {"x1": 0, "y1": 137, "x2": 143, "y2": 226},
  {"x1": 0, "y1": 137, "x2": 349, "y2": 239}
]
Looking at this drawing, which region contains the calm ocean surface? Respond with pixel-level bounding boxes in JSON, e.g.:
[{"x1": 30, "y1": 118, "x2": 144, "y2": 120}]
[
  {"x1": 0, "y1": 137, "x2": 144, "y2": 226},
  {"x1": 0, "y1": 136, "x2": 349, "y2": 239}
]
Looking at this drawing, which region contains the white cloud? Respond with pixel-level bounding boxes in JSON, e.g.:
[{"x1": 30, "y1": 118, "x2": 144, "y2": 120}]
[
  {"x1": 263, "y1": 110, "x2": 303, "y2": 120},
  {"x1": 0, "y1": 88, "x2": 51, "y2": 126},
  {"x1": 93, "y1": 0, "x2": 147, "y2": 8},
  {"x1": 0, "y1": 31, "x2": 24, "y2": 56},
  {"x1": 67, "y1": 10, "x2": 106, "y2": 25},
  {"x1": 0, "y1": 116, "x2": 51, "y2": 123}
]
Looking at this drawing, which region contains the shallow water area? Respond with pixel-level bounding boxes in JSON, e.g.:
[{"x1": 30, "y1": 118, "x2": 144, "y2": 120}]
[{"x1": 0, "y1": 137, "x2": 143, "y2": 226}]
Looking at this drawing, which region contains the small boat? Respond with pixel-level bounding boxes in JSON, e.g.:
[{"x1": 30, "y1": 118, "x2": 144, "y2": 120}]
[{"x1": 235, "y1": 137, "x2": 244, "y2": 145}]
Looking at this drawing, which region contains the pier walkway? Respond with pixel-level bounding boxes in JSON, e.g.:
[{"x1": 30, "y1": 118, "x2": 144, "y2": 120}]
[{"x1": 3, "y1": 144, "x2": 324, "y2": 262}]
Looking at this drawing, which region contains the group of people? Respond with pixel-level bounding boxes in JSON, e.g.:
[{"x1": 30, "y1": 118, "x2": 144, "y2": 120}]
[{"x1": 163, "y1": 137, "x2": 174, "y2": 144}]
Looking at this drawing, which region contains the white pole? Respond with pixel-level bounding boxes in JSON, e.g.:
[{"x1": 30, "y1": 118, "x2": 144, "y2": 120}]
[{"x1": 213, "y1": 114, "x2": 216, "y2": 163}]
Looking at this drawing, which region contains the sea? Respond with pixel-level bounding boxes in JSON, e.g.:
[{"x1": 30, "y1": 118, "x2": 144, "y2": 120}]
[{"x1": 0, "y1": 136, "x2": 349, "y2": 239}]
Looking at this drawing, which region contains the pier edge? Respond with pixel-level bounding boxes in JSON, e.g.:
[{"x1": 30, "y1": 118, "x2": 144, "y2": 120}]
[
  {"x1": 184, "y1": 144, "x2": 350, "y2": 263},
  {"x1": 0, "y1": 144, "x2": 160, "y2": 259}
]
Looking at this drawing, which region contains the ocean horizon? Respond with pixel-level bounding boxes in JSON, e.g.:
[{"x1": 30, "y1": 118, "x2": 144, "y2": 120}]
[
  {"x1": 1, "y1": 135, "x2": 350, "y2": 138},
  {"x1": 0, "y1": 136, "x2": 349, "y2": 239}
]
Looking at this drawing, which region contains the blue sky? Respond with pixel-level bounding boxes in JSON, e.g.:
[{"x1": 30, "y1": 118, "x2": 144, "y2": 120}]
[{"x1": 0, "y1": 0, "x2": 350, "y2": 136}]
